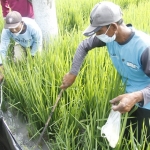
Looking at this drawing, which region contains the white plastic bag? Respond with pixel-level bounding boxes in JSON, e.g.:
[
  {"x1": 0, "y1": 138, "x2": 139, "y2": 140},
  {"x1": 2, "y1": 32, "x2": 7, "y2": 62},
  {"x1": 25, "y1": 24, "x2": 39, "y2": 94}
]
[{"x1": 101, "y1": 109, "x2": 121, "y2": 148}]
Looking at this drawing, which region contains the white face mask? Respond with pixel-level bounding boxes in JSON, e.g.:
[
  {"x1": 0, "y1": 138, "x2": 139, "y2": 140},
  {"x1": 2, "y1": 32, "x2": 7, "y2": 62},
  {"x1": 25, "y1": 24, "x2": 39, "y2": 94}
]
[
  {"x1": 96, "y1": 25, "x2": 116, "y2": 43},
  {"x1": 13, "y1": 23, "x2": 24, "y2": 36}
]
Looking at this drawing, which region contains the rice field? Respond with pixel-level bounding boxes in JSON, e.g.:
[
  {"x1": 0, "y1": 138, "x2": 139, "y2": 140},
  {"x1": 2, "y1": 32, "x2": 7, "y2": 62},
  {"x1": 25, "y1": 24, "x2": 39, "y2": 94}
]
[{"x1": 0, "y1": 0, "x2": 150, "y2": 149}]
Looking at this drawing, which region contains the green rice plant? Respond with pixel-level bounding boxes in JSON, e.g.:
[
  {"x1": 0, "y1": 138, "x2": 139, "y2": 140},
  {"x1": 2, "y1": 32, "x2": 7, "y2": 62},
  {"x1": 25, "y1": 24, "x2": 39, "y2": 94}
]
[
  {"x1": 56, "y1": 0, "x2": 150, "y2": 35},
  {"x1": 3, "y1": 30, "x2": 124, "y2": 149},
  {"x1": 1, "y1": 0, "x2": 150, "y2": 149},
  {"x1": 37, "y1": 46, "x2": 125, "y2": 149}
]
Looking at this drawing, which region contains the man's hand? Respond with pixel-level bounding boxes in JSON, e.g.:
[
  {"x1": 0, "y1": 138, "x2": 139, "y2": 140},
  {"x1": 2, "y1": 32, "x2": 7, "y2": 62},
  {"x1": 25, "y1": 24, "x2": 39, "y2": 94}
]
[
  {"x1": 110, "y1": 91, "x2": 143, "y2": 113},
  {"x1": 60, "y1": 72, "x2": 76, "y2": 89}
]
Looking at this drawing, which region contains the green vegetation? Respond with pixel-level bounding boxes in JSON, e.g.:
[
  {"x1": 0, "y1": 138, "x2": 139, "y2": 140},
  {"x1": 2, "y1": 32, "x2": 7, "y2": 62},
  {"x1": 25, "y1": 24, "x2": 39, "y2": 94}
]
[{"x1": 0, "y1": 0, "x2": 150, "y2": 149}]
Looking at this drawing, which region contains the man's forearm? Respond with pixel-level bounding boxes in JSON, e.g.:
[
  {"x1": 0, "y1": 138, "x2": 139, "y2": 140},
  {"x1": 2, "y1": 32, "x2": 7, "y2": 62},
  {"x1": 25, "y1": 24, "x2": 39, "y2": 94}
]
[
  {"x1": 1, "y1": 0, "x2": 10, "y2": 17},
  {"x1": 69, "y1": 45, "x2": 88, "y2": 75},
  {"x1": 69, "y1": 36, "x2": 105, "y2": 75}
]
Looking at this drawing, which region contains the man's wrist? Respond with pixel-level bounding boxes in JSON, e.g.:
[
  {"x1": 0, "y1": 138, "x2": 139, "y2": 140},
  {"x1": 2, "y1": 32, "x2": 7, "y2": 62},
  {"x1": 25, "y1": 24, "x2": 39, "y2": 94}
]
[
  {"x1": 69, "y1": 71, "x2": 77, "y2": 76},
  {"x1": 134, "y1": 91, "x2": 143, "y2": 103}
]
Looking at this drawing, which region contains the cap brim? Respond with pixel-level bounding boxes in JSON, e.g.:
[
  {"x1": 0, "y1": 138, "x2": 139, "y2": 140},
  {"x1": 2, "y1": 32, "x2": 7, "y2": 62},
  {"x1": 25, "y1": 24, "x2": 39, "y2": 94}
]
[
  {"x1": 83, "y1": 25, "x2": 102, "y2": 37},
  {"x1": 4, "y1": 22, "x2": 21, "y2": 29}
]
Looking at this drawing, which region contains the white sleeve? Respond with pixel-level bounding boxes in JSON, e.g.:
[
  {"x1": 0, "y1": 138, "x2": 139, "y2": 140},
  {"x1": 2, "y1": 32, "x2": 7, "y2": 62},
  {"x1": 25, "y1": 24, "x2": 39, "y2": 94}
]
[{"x1": 0, "y1": 29, "x2": 11, "y2": 64}]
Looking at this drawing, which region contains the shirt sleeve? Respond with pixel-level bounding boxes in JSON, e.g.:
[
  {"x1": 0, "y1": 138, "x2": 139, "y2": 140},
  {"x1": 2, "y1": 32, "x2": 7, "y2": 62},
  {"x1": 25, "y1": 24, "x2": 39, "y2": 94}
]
[
  {"x1": 141, "y1": 86, "x2": 150, "y2": 106},
  {"x1": 30, "y1": 28, "x2": 42, "y2": 56},
  {"x1": 0, "y1": 29, "x2": 11, "y2": 64},
  {"x1": 141, "y1": 46, "x2": 150, "y2": 77},
  {"x1": 140, "y1": 46, "x2": 150, "y2": 105},
  {"x1": 1, "y1": 0, "x2": 10, "y2": 17},
  {"x1": 70, "y1": 35, "x2": 106, "y2": 75}
]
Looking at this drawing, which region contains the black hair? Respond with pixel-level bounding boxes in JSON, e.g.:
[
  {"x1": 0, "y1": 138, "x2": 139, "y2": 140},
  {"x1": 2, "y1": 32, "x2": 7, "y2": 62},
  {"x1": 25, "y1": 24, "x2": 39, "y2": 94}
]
[{"x1": 116, "y1": 19, "x2": 123, "y2": 25}]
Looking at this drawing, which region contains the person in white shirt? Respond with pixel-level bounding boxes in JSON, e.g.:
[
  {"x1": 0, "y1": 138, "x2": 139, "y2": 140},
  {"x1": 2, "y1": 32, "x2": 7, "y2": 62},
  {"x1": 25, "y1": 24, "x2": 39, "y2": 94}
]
[{"x1": 0, "y1": 11, "x2": 42, "y2": 81}]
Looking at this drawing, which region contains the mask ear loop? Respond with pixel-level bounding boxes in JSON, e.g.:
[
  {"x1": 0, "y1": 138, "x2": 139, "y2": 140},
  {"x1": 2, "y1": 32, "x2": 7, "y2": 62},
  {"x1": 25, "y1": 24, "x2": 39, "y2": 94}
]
[{"x1": 105, "y1": 24, "x2": 111, "y2": 35}]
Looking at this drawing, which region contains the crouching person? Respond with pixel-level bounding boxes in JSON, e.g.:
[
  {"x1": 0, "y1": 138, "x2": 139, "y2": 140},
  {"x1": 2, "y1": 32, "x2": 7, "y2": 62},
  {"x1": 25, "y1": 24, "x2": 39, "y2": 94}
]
[{"x1": 0, "y1": 11, "x2": 42, "y2": 81}]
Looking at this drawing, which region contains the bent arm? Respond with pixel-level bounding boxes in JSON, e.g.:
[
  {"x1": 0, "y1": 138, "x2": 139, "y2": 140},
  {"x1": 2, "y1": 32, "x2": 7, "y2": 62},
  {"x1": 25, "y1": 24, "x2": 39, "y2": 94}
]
[
  {"x1": 0, "y1": 29, "x2": 11, "y2": 64},
  {"x1": 1, "y1": 0, "x2": 10, "y2": 17},
  {"x1": 60, "y1": 36, "x2": 105, "y2": 89},
  {"x1": 111, "y1": 46, "x2": 150, "y2": 112},
  {"x1": 30, "y1": 29, "x2": 42, "y2": 56}
]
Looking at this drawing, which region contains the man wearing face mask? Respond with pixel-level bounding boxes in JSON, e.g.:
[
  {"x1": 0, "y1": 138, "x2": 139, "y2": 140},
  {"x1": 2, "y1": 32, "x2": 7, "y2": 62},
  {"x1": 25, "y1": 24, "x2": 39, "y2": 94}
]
[
  {"x1": 60, "y1": 1, "x2": 150, "y2": 142},
  {"x1": 0, "y1": 11, "x2": 42, "y2": 80}
]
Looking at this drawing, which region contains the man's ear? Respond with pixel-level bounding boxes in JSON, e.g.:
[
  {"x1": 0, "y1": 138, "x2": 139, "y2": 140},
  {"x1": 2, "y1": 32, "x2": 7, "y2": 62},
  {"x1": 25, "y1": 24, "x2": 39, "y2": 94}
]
[{"x1": 111, "y1": 23, "x2": 118, "y2": 31}]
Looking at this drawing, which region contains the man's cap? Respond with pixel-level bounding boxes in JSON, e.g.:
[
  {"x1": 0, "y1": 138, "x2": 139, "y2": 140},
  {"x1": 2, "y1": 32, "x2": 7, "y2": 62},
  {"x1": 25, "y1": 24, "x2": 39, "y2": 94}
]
[
  {"x1": 83, "y1": 1, "x2": 123, "y2": 37},
  {"x1": 4, "y1": 11, "x2": 22, "y2": 29}
]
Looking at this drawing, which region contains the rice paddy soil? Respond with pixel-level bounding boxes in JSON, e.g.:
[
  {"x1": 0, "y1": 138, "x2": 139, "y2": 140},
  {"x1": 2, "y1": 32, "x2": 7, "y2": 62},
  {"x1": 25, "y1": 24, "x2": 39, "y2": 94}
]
[{"x1": 3, "y1": 110, "x2": 49, "y2": 150}]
